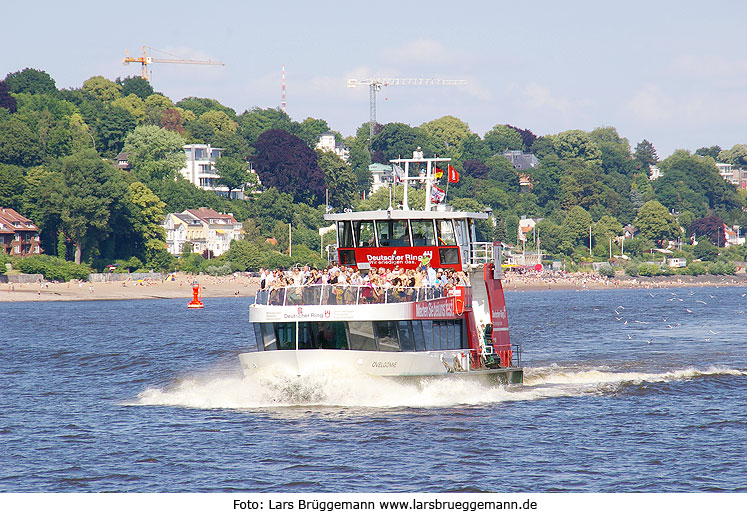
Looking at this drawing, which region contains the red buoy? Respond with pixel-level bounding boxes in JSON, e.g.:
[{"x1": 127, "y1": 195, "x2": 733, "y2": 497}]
[{"x1": 187, "y1": 279, "x2": 203, "y2": 309}]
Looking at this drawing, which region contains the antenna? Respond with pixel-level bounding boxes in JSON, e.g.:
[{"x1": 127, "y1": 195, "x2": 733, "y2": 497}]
[{"x1": 281, "y1": 65, "x2": 287, "y2": 114}]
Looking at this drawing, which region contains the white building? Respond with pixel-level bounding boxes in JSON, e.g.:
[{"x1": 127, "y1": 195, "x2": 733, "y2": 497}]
[
  {"x1": 367, "y1": 163, "x2": 394, "y2": 195},
  {"x1": 163, "y1": 207, "x2": 243, "y2": 257},
  {"x1": 180, "y1": 144, "x2": 246, "y2": 200},
  {"x1": 315, "y1": 132, "x2": 350, "y2": 163}
]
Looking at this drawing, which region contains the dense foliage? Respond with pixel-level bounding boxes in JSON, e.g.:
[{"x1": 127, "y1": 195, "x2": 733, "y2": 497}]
[{"x1": 1, "y1": 67, "x2": 745, "y2": 276}]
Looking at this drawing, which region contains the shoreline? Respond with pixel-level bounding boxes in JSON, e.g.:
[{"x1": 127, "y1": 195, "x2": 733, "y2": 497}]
[{"x1": 1, "y1": 272, "x2": 746, "y2": 303}]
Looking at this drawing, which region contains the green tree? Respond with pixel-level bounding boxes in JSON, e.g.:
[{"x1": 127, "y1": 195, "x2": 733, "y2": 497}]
[
  {"x1": 122, "y1": 124, "x2": 186, "y2": 180},
  {"x1": 633, "y1": 200, "x2": 679, "y2": 245},
  {"x1": 0, "y1": 163, "x2": 26, "y2": 209},
  {"x1": 198, "y1": 109, "x2": 238, "y2": 134},
  {"x1": 117, "y1": 76, "x2": 154, "y2": 100},
  {"x1": 82, "y1": 76, "x2": 121, "y2": 102},
  {"x1": 560, "y1": 206, "x2": 592, "y2": 254},
  {"x1": 420, "y1": 115, "x2": 471, "y2": 156},
  {"x1": 215, "y1": 156, "x2": 256, "y2": 196},
  {"x1": 144, "y1": 94, "x2": 176, "y2": 126},
  {"x1": 483, "y1": 124, "x2": 523, "y2": 154},
  {"x1": 0, "y1": 117, "x2": 43, "y2": 167},
  {"x1": 112, "y1": 94, "x2": 147, "y2": 124},
  {"x1": 237, "y1": 107, "x2": 298, "y2": 146},
  {"x1": 551, "y1": 130, "x2": 602, "y2": 163},
  {"x1": 177, "y1": 97, "x2": 236, "y2": 119},
  {"x1": 298, "y1": 117, "x2": 330, "y2": 148},
  {"x1": 58, "y1": 150, "x2": 129, "y2": 263},
  {"x1": 316, "y1": 150, "x2": 357, "y2": 210},
  {"x1": 95, "y1": 105, "x2": 136, "y2": 156},
  {"x1": 634, "y1": 139, "x2": 658, "y2": 169},
  {"x1": 371, "y1": 122, "x2": 430, "y2": 161},
  {"x1": 4, "y1": 68, "x2": 57, "y2": 95},
  {"x1": 716, "y1": 144, "x2": 747, "y2": 167},
  {"x1": 128, "y1": 181, "x2": 168, "y2": 266}
]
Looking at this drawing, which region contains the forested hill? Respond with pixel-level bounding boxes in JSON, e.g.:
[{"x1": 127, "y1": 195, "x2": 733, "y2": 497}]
[{"x1": 1, "y1": 68, "x2": 745, "y2": 275}]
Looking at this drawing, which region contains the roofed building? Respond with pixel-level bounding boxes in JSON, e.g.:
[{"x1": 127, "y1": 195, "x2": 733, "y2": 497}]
[
  {"x1": 163, "y1": 207, "x2": 243, "y2": 257},
  {"x1": 0, "y1": 208, "x2": 41, "y2": 256}
]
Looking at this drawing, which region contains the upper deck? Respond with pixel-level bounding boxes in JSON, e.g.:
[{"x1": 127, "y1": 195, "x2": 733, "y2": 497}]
[{"x1": 255, "y1": 284, "x2": 470, "y2": 308}]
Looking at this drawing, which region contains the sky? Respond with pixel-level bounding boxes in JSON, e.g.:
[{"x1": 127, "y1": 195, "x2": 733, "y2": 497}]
[{"x1": 3, "y1": 0, "x2": 747, "y2": 158}]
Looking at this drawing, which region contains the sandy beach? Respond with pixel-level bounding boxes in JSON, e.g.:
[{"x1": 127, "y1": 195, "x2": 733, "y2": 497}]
[
  {"x1": 2, "y1": 271, "x2": 747, "y2": 302},
  {"x1": 0, "y1": 273, "x2": 260, "y2": 302}
]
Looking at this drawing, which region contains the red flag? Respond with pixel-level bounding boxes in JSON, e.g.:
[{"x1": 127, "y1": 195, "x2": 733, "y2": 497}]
[
  {"x1": 434, "y1": 167, "x2": 444, "y2": 179},
  {"x1": 448, "y1": 165, "x2": 460, "y2": 183}
]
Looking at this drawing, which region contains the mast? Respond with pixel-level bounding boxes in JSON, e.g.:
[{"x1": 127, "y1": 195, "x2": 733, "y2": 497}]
[{"x1": 389, "y1": 149, "x2": 450, "y2": 211}]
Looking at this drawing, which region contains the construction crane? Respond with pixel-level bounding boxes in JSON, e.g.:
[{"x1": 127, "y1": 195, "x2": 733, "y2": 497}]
[
  {"x1": 347, "y1": 78, "x2": 467, "y2": 140},
  {"x1": 123, "y1": 46, "x2": 224, "y2": 81}
]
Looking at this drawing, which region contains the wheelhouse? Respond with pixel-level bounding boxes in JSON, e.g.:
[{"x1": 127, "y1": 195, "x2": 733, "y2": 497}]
[{"x1": 326, "y1": 209, "x2": 488, "y2": 271}]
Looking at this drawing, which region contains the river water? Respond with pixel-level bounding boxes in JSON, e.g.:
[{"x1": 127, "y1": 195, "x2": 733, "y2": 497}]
[{"x1": 1, "y1": 286, "x2": 746, "y2": 493}]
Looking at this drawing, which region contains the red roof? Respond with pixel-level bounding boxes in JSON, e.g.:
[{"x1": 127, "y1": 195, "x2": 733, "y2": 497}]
[{"x1": 0, "y1": 208, "x2": 38, "y2": 232}]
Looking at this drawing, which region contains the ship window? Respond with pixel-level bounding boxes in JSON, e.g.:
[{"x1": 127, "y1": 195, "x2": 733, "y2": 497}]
[
  {"x1": 412, "y1": 321, "x2": 426, "y2": 352},
  {"x1": 422, "y1": 321, "x2": 434, "y2": 350},
  {"x1": 374, "y1": 321, "x2": 400, "y2": 352},
  {"x1": 348, "y1": 322, "x2": 377, "y2": 351},
  {"x1": 436, "y1": 220, "x2": 457, "y2": 245},
  {"x1": 411, "y1": 220, "x2": 436, "y2": 246},
  {"x1": 253, "y1": 323, "x2": 263, "y2": 351},
  {"x1": 260, "y1": 322, "x2": 278, "y2": 351},
  {"x1": 439, "y1": 247, "x2": 460, "y2": 266},
  {"x1": 354, "y1": 220, "x2": 376, "y2": 247},
  {"x1": 377, "y1": 220, "x2": 410, "y2": 247},
  {"x1": 448, "y1": 321, "x2": 457, "y2": 349},
  {"x1": 298, "y1": 322, "x2": 349, "y2": 350},
  {"x1": 338, "y1": 249, "x2": 356, "y2": 266},
  {"x1": 338, "y1": 221, "x2": 354, "y2": 248},
  {"x1": 454, "y1": 219, "x2": 469, "y2": 246},
  {"x1": 274, "y1": 323, "x2": 296, "y2": 350},
  {"x1": 396, "y1": 321, "x2": 415, "y2": 352}
]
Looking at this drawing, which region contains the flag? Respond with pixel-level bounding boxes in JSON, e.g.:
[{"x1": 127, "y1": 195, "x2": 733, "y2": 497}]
[
  {"x1": 434, "y1": 167, "x2": 444, "y2": 180},
  {"x1": 448, "y1": 165, "x2": 460, "y2": 183},
  {"x1": 430, "y1": 185, "x2": 446, "y2": 204},
  {"x1": 393, "y1": 164, "x2": 405, "y2": 183}
]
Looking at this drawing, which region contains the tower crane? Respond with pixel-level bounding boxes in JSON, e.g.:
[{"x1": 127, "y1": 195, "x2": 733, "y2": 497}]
[
  {"x1": 123, "y1": 46, "x2": 225, "y2": 81},
  {"x1": 347, "y1": 78, "x2": 467, "y2": 140}
]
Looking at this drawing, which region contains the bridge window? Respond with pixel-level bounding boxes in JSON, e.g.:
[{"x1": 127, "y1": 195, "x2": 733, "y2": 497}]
[
  {"x1": 338, "y1": 221, "x2": 355, "y2": 248},
  {"x1": 436, "y1": 220, "x2": 457, "y2": 245},
  {"x1": 377, "y1": 220, "x2": 410, "y2": 247},
  {"x1": 411, "y1": 219, "x2": 436, "y2": 246},
  {"x1": 354, "y1": 220, "x2": 376, "y2": 247}
]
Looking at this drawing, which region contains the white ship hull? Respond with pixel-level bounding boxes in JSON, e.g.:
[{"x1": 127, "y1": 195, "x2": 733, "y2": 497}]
[{"x1": 238, "y1": 348, "x2": 522, "y2": 384}]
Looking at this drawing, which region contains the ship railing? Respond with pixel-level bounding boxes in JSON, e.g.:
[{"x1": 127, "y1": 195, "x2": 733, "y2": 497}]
[
  {"x1": 254, "y1": 284, "x2": 463, "y2": 307},
  {"x1": 471, "y1": 242, "x2": 494, "y2": 265},
  {"x1": 471, "y1": 343, "x2": 522, "y2": 370}
]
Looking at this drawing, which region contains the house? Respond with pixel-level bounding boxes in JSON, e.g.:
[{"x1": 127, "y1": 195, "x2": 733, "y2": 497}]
[
  {"x1": 724, "y1": 224, "x2": 744, "y2": 247},
  {"x1": 623, "y1": 224, "x2": 637, "y2": 239},
  {"x1": 648, "y1": 165, "x2": 662, "y2": 180},
  {"x1": 368, "y1": 163, "x2": 394, "y2": 195},
  {"x1": 114, "y1": 152, "x2": 131, "y2": 171},
  {"x1": 0, "y1": 208, "x2": 41, "y2": 256},
  {"x1": 180, "y1": 144, "x2": 246, "y2": 200},
  {"x1": 315, "y1": 131, "x2": 350, "y2": 163},
  {"x1": 503, "y1": 150, "x2": 539, "y2": 171},
  {"x1": 163, "y1": 207, "x2": 243, "y2": 257}
]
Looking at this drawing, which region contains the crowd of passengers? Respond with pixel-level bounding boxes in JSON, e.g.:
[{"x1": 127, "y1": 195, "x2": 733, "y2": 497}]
[{"x1": 258, "y1": 262, "x2": 470, "y2": 304}]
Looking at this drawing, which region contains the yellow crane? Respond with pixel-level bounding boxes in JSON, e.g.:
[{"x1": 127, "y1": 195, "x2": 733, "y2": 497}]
[
  {"x1": 347, "y1": 78, "x2": 467, "y2": 140},
  {"x1": 123, "y1": 46, "x2": 224, "y2": 81}
]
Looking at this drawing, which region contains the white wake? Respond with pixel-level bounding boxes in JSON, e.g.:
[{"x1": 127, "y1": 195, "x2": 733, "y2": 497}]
[{"x1": 128, "y1": 365, "x2": 745, "y2": 410}]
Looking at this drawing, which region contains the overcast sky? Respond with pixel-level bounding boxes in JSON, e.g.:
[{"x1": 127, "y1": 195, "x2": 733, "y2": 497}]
[{"x1": 3, "y1": 0, "x2": 746, "y2": 157}]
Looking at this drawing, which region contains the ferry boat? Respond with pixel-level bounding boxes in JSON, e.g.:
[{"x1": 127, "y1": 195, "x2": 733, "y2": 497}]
[{"x1": 239, "y1": 151, "x2": 523, "y2": 385}]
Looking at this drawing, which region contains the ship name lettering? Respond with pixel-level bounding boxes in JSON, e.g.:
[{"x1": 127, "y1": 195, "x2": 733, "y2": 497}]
[{"x1": 372, "y1": 361, "x2": 397, "y2": 368}]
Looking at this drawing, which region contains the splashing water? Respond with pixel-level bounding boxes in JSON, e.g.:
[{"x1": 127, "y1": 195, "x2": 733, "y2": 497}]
[{"x1": 130, "y1": 365, "x2": 745, "y2": 411}]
